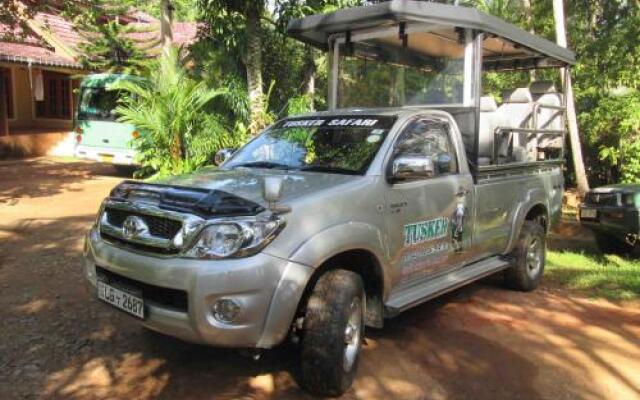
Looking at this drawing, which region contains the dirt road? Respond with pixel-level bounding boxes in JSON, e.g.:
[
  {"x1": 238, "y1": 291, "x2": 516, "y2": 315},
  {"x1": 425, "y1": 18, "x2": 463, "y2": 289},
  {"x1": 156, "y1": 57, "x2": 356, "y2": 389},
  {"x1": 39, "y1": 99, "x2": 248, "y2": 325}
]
[{"x1": 1, "y1": 158, "x2": 639, "y2": 400}]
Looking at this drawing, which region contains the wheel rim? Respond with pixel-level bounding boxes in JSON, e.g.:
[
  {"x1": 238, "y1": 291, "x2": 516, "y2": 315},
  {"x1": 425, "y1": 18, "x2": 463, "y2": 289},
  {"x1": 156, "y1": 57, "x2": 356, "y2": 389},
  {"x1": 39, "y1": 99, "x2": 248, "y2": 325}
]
[
  {"x1": 343, "y1": 298, "x2": 362, "y2": 372},
  {"x1": 526, "y1": 237, "x2": 543, "y2": 279}
]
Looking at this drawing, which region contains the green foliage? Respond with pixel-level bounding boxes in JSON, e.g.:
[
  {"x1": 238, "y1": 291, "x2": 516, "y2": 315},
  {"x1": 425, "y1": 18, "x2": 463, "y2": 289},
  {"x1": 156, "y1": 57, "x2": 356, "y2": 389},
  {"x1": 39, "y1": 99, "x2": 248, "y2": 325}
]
[
  {"x1": 588, "y1": 91, "x2": 640, "y2": 183},
  {"x1": 137, "y1": 0, "x2": 201, "y2": 22},
  {"x1": 464, "y1": 0, "x2": 640, "y2": 187},
  {"x1": 194, "y1": 0, "x2": 364, "y2": 123},
  {"x1": 569, "y1": 1, "x2": 640, "y2": 184},
  {"x1": 0, "y1": 0, "x2": 50, "y2": 31},
  {"x1": 113, "y1": 47, "x2": 246, "y2": 177},
  {"x1": 546, "y1": 250, "x2": 640, "y2": 301},
  {"x1": 67, "y1": 0, "x2": 155, "y2": 74},
  {"x1": 286, "y1": 94, "x2": 314, "y2": 116}
]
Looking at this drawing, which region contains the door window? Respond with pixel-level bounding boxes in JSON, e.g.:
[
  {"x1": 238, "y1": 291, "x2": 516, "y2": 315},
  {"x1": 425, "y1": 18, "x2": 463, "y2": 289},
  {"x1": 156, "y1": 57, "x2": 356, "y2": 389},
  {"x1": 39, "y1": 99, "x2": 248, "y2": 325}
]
[{"x1": 392, "y1": 118, "x2": 458, "y2": 179}]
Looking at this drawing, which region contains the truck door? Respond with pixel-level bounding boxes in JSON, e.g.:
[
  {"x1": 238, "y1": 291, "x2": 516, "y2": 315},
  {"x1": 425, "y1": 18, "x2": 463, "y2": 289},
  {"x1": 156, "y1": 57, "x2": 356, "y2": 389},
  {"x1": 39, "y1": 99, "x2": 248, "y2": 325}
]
[{"x1": 385, "y1": 117, "x2": 473, "y2": 288}]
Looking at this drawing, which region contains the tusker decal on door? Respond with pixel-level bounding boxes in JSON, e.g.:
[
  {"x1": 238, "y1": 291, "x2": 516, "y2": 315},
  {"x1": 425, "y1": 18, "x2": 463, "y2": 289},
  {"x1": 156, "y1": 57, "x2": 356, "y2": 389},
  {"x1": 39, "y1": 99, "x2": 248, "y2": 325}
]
[{"x1": 404, "y1": 217, "x2": 449, "y2": 247}]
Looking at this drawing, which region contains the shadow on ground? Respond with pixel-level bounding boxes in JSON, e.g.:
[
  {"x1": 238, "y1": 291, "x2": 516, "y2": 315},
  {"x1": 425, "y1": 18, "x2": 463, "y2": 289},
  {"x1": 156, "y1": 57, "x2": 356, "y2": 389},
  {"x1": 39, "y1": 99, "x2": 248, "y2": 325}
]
[
  {"x1": 0, "y1": 160, "x2": 639, "y2": 400},
  {"x1": 0, "y1": 158, "x2": 132, "y2": 204},
  {"x1": 1, "y1": 216, "x2": 639, "y2": 400}
]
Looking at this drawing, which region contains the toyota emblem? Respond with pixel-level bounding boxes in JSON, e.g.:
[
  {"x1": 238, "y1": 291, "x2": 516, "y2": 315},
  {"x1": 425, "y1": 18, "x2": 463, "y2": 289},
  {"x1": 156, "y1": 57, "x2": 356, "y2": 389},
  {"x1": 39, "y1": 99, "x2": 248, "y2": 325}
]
[{"x1": 122, "y1": 216, "x2": 148, "y2": 239}]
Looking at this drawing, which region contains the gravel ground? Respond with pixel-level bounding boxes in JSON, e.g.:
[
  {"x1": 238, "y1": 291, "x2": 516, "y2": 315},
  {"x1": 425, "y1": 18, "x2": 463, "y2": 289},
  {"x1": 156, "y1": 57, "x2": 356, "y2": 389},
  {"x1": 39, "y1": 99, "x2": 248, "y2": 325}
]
[{"x1": 1, "y1": 157, "x2": 639, "y2": 400}]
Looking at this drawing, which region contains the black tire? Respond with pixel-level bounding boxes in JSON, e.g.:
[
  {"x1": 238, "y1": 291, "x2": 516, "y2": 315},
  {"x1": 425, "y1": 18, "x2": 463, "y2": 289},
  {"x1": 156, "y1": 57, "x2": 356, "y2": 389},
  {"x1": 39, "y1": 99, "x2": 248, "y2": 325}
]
[
  {"x1": 594, "y1": 232, "x2": 634, "y2": 255},
  {"x1": 300, "y1": 269, "x2": 365, "y2": 397},
  {"x1": 505, "y1": 221, "x2": 546, "y2": 291}
]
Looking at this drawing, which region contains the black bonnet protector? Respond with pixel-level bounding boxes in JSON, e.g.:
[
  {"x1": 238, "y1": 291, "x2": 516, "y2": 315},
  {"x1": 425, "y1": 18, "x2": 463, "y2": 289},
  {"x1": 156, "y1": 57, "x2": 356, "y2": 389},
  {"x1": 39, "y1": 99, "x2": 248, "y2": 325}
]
[{"x1": 109, "y1": 180, "x2": 265, "y2": 218}]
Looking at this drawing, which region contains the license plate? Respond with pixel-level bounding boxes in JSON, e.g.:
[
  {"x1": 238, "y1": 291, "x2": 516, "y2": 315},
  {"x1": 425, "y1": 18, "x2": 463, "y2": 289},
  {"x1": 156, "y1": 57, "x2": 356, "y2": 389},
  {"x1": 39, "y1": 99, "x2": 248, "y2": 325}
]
[
  {"x1": 99, "y1": 153, "x2": 114, "y2": 163},
  {"x1": 97, "y1": 280, "x2": 145, "y2": 319},
  {"x1": 581, "y1": 208, "x2": 597, "y2": 219}
]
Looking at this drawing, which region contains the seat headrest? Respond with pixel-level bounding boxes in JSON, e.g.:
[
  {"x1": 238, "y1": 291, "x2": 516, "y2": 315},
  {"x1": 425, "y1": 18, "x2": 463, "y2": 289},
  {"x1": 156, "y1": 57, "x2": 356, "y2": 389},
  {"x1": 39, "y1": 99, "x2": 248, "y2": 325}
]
[
  {"x1": 503, "y1": 88, "x2": 533, "y2": 103},
  {"x1": 480, "y1": 96, "x2": 498, "y2": 112},
  {"x1": 530, "y1": 81, "x2": 558, "y2": 94}
]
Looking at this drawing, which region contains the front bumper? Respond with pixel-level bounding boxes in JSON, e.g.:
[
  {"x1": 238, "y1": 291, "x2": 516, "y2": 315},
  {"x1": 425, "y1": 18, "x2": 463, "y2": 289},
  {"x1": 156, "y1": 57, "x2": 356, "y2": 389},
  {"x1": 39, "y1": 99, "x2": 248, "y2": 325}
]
[
  {"x1": 578, "y1": 205, "x2": 640, "y2": 237},
  {"x1": 83, "y1": 229, "x2": 312, "y2": 348},
  {"x1": 75, "y1": 145, "x2": 137, "y2": 165}
]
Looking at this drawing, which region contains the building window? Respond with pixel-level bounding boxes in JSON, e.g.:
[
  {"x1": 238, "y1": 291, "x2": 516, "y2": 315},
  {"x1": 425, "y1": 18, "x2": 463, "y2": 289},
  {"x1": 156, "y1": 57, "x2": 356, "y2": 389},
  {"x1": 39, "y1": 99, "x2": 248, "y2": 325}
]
[
  {"x1": 0, "y1": 68, "x2": 13, "y2": 119},
  {"x1": 36, "y1": 71, "x2": 72, "y2": 119}
]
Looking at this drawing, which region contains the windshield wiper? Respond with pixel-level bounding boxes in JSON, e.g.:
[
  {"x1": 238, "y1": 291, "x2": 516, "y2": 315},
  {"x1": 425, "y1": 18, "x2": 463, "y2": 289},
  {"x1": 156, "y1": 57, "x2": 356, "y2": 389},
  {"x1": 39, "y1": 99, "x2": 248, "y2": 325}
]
[
  {"x1": 298, "y1": 165, "x2": 359, "y2": 175},
  {"x1": 232, "y1": 161, "x2": 291, "y2": 170}
]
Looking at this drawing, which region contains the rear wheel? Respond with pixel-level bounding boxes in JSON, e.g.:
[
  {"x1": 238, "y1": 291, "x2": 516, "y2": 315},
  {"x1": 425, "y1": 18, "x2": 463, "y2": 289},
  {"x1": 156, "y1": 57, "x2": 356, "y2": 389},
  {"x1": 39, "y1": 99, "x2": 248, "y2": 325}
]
[
  {"x1": 505, "y1": 221, "x2": 546, "y2": 291},
  {"x1": 594, "y1": 232, "x2": 634, "y2": 255},
  {"x1": 300, "y1": 269, "x2": 365, "y2": 397}
]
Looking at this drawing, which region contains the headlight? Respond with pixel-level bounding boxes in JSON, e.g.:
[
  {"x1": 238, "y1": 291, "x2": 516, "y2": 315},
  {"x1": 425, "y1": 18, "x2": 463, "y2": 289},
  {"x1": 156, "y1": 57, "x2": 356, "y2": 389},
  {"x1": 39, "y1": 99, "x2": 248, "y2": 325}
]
[
  {"x1": 622, "y1": 193, "x2": 637, "y2": 207},
  {"x1": 184, "y1": 217, "x2": 284, "y2": 259}
]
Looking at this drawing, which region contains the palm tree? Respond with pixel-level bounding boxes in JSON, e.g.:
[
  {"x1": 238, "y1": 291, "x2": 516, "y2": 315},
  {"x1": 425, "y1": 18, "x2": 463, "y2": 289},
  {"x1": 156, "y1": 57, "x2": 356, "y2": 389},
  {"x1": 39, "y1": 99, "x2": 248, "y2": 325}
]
[
  {"x1": 552, "y1": 0, "x2": 590, "y2": 194},
  {"x1": 199, "y1": 0, "x2": 267, "y2": 135},
  {"x1": 113, "y1": 47, "x2": 240, "y2": 176}
]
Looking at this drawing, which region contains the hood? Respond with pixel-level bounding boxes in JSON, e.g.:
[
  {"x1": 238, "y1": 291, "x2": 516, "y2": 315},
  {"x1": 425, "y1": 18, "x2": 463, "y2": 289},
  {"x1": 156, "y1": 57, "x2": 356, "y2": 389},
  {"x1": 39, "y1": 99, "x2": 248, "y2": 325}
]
[
  {"x1": 590, "y1": 184, "x2": 640, "y2": 195},
  {"x1": 155, "y1": 166, "x2": 364, "y2": 207}
]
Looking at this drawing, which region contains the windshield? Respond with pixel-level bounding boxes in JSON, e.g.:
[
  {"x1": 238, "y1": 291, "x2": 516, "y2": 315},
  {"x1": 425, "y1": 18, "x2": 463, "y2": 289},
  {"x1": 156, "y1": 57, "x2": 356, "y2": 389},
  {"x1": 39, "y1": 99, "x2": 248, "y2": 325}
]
[
  {"x1": 77, "y1": 86, "x2": 124, "y2": 121},
  {"x1": 224, "y1": 116, "x2": 397, "y2": 175}
]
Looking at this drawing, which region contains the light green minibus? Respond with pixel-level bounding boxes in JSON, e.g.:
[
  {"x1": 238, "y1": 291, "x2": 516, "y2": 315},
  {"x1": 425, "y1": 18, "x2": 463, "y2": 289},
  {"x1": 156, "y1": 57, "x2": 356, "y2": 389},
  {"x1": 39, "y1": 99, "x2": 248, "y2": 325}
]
[{"x1": 73, "y1": 74, "x2": 140, "y2": 166}]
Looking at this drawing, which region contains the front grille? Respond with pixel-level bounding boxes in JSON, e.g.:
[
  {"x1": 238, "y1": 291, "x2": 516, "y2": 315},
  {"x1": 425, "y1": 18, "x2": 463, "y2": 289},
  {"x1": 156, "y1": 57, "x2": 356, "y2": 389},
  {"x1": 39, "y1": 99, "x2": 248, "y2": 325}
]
[
  {"x1": 100, "y1": 232, "x2": 180, "y2": 255},
  {"x1": 96, "y1": 266, "x2": 188, "y2": 312},
  {"x1": 585, "y1": 192, "x2": 620, "y2": 207},
  {"x1": 106, "y1": 208, "x2": 182, "y2": 239}
]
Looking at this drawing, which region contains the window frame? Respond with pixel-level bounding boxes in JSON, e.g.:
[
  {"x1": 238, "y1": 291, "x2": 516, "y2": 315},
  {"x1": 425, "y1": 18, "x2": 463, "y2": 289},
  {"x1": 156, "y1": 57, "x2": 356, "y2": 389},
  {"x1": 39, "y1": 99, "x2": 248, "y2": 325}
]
[
  {"x1": 385, "y1": 116, "x2": 460, "y2": 184},
  {"x1": 35, "y1": 71, "x2": 73, "y2": 120},
  {"x1": 0, "y1": 68, "x2": 15, "y2": 119}
]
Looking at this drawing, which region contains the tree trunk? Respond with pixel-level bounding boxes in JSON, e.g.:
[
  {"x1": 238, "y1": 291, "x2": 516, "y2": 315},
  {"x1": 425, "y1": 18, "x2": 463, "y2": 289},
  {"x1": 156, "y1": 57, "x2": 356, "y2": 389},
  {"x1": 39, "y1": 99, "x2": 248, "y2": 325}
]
[
  {"x1": 553, "y1": 0, "x2": 590, "y2": 195},
  {"x1": 245, "y1": 6, "x2": 264, "y2": 135},
  {"x1": 304, "y1": 46, "x2": 316, "y2": 111},
  {"x1": 522, "y1": 0, "x2": 536, "y2": 80},
  {"x1": 160, "y1": 0, "x2": 174, "y2": 53}
]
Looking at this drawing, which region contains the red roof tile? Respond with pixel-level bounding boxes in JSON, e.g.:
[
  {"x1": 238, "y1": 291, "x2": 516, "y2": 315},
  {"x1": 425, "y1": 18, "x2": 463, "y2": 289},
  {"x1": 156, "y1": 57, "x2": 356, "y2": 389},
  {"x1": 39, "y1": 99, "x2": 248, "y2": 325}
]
[
  {"x1": 0, "y1": 41, "x2": 80, "y2": 68},
  {"x1": 0, "y1": 22, "x2": 43, "y2": 46},
  {"x1": 173, "y1": 22, "x2": 199, "y2": 46},
  {"x1": 35, "y1": 12, "x2": 84, "y2": 50},
  {"x1": 0, "y1": 16, "x2": 80, "y2": 68},
  {"x1": 0, "y1": 8, "x2": 199, "y2": 69}
]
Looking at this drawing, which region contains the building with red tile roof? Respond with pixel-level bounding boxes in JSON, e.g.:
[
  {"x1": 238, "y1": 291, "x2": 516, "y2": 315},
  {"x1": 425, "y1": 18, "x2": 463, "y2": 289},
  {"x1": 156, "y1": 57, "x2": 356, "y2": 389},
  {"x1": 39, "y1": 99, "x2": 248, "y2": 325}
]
[{"x1": 0, "y1": 5, "x2": 198, "y2": 145}]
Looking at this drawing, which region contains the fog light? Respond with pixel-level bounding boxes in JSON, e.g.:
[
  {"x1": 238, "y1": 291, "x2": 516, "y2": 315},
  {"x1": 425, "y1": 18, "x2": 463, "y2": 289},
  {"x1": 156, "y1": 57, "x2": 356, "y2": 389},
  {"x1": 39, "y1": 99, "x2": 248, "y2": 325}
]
[{"x1": 213, "y1": 299, "x2": 241, "y2": 323}]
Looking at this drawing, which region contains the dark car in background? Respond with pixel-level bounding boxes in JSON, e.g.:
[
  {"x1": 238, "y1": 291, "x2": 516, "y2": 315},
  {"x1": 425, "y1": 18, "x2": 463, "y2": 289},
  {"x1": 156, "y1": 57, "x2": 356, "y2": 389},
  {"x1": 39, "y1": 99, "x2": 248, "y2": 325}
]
[{"x1": 579, "y1": 185, "x2": 640, "y2": 254}]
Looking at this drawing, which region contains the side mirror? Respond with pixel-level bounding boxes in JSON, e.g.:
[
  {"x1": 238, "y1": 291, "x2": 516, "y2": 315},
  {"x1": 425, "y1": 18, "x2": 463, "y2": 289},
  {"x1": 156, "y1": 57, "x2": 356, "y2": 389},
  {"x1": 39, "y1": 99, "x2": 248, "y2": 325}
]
[
  {"x1": 214, "y1": 148, "x2": 235, "y2": 166},
  {"x1": 391, "y1": 155, "x2": 435, "y2": 181},
  {"x1": 263, "y1": 176, "x2": 283, "y2": 203},
  {"x1": 436, "y1": 152, "x2": 453, "y2": 174}
]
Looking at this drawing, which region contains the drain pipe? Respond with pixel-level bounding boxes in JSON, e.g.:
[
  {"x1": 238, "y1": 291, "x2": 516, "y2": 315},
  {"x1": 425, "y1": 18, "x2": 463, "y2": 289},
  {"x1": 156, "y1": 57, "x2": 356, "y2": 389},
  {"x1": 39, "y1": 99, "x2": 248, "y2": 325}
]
[{"x1": 28, "y1": 59, "x2": 33, "y2": 93}]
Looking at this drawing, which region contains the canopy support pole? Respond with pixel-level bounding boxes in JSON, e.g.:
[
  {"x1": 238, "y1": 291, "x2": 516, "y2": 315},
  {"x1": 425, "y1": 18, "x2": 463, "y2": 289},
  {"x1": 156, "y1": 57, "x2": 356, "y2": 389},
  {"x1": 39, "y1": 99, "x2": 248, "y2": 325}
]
[{"x1": 328, "y1": 39, "x2": 339, "y2": 110}]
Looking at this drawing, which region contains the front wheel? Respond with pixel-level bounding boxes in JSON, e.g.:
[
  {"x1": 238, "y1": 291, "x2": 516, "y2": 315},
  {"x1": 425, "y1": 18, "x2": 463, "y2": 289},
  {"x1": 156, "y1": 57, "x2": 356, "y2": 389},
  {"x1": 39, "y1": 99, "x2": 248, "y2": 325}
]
[
  {"x1": 300, "y1": 269, "x2": 365, "y2": 397},
  {"x1": 505, "y1": 221, "x2": 546, "y2": 291}
]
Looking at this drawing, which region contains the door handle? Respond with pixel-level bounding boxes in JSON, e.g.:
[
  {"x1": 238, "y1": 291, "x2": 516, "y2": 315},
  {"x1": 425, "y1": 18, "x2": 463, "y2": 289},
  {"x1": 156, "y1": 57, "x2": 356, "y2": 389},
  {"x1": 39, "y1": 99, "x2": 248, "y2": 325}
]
[{"x1": 456, "y1": 188, "x2": 470, "y2": 197}]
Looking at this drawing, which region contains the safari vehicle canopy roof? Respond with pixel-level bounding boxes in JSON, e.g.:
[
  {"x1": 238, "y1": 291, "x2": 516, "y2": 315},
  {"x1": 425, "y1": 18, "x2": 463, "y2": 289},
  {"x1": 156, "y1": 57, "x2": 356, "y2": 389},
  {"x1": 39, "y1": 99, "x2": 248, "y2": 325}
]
[{"x1": 287, "y1": 0, "x2": 575, "y2": 69}]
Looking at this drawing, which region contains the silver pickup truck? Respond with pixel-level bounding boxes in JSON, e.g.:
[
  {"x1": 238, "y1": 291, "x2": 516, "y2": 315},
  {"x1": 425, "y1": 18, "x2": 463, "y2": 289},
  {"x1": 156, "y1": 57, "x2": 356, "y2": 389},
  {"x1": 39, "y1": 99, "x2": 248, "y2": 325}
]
[{"x1": 83, "y1": 2, "x2": 574, "y2": 396}]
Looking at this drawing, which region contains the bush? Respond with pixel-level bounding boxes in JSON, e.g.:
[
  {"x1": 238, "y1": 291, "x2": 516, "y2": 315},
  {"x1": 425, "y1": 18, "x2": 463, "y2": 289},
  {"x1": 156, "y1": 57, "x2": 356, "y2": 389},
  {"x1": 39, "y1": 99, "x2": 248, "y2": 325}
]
[{"x1": 112, "y1": 47, "x2": 246, "y2": 177}]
